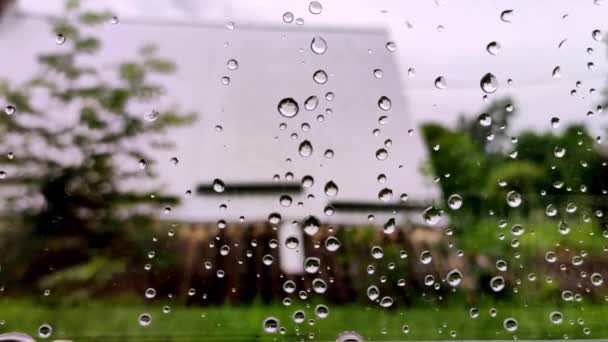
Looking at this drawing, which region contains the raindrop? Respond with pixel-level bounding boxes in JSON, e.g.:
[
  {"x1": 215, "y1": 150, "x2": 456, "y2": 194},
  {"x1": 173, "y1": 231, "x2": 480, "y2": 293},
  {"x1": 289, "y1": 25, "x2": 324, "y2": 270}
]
[
  {"x1": 500, "y1": 9, "x2": 514, "y2": 23},
  {"x1": 299, "y1": 140, "x2": 313, "y2": 157},
  {"x1": 378, "y1": 188, "x2": 393, "y2": 202},
  {"x1": 4, "y1": 105, "x2": 15, "y2": 115},
  {"x1": 503, "y1": 318, "x2": 518, "y2": 332},
  {"x1": 373, "y1": 69, "x2": 383, "y2": 78},
  {"x1": 423, "y1": 206, "x2": 442, "y2": 225},
  {"x1": 303, "y1": 215, "x2": 321, "y2": 236},
  {"x1": 278, "y1": 98, "x2": 299, "y2": 118},
  {"x1": 434, "y1": 76, "x2": 447, "y2": 89},
  {"x1": 285, "y1": 236, "x2": 299, "y2": 249},
  {"x1": 490, "y1": 276, "x2": 505, "y2": 292},
  {"x1": 263, "y1": 317, "x2": 280, "y2": 333},
  {"x1": 309, "y1": 1, "x2": 323, "y2": 14},
  {"x1": 386, "y1": 41, "x2": 397, "y2": 52},
  {"x1": 305, "y1": 96, "x2": 319, "y2": 111},
  {"x1": 420, "y1": 250, "x2": 432, "y2": 264},
  {"x1": 325, "y1": 236, "x2": 341, "y2": 251},
  {"x1": 279, "y1": 195, "x2": 293, "y2": 207},
  {"x1": 486, "y1": 41, "x2": 501, "y2": 55},
  {"x1": 144, "y1": 110, "x2": 159, "y2": 122},
  {"x1": 138, "y1": 313, "x2": 152, "y2": 327},
  {"x1": 478, "y1": 113, "x2": 492, "y2": 126},
  {"x1": 591, "y1": 272, "x2": 603, "y2": 286},
  {"x1": 226, "y1": 58, "x2": 239, "y2": 70},
  {"x1": 55, "y1": 33, "x2": 66, "y2": 45},
  {"x1": 378, "y1": 96, "x2": 391, "y2": 111},
  {"x1": 304, "y1": 257, "x2": 321, "y2": 274},
  {"x1": 324, "y1": 181, "x2": 338, "y2": 196},
  {"x1": 315, "y1": 304, "x2": 329, "y2": 318},
  {"x1": 283, "y1": 12, "x2": 294, "y2": 23},
  {"x1": 38, "y1": 324, "x2": 53, "y2": 338},
  {"x1": 592, "y1": 29, "x2": 602, "y2": 41},
  {"x1": 367, "y1": 285, "x2": 380, "y2": 301},
  {"x1": 313, "y1": 70, "x2": 328, "y2": 84},
  {"x1": 311, "y1": 36, "x2": 328, "y2": 54},
  {"x1": 550, "y1": 311, "x2": 563, "y2": 324},
  {"x1": 506, "y1": 190, "x2": 522, "y2": 207},
  {"x1": 446, "y1": 269, "x2": 463, "y2": 286},
  {"x1": 448, "y1": 194, "x2": 463, "y2": 210},
  {"x1": 376, "y1": 148, "x2": 388, "y2": 161},
  {"x1": 213, "y1": 179, "x2": 225, "y2": 192},
  {"x1": 552, "y1": 66, "x2": 562, "y2": 78},
  {"x1": 480, "y1": 73, "x2": 498, "y2": 94}
]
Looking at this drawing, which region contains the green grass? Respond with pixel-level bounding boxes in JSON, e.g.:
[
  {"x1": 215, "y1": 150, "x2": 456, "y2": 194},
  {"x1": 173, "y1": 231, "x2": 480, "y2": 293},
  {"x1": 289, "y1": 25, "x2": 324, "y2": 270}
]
[{"x1": 0, "y1": 299, "x2": 606, "y2": 341}]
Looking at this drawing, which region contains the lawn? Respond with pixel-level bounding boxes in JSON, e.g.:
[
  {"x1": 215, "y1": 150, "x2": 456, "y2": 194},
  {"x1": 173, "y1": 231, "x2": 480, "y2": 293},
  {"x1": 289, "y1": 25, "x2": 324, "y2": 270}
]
[{"x1": 0, "y1": 299, "x2": 605, "y2": 341}]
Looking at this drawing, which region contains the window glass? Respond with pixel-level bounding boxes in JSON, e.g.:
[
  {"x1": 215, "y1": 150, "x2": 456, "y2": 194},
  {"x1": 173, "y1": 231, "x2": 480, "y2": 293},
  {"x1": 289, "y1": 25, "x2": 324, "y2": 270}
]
[{"x1": 0, "y1": 0, "x2": 607, "y2": 340}]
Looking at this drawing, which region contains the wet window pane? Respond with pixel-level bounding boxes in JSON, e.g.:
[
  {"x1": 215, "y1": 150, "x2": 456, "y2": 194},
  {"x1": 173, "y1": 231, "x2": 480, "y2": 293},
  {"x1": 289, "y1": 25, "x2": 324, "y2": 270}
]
[{"x1": 0, "y1": 0, "x2": 607, "y2": 341}]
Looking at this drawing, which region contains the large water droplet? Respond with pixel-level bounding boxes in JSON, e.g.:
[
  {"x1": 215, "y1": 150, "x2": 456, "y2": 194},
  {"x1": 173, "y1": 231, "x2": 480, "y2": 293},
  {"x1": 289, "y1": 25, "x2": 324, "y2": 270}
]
[
  {"x1": 592, "y1": 29, "x2": 602, "y2": 41},
  {"x1": 4, "y1": 105, "x2": 15, "y2": 115},
  {"x1": 283, "y1": 12, "x2": 294, "y2": 23},
  {"x1": 299, "y1": 140, "x2": 313, "y2": 157},
  {"x1": 506, "y1": 190, "x2": 522, "y2": 207},
  {"x1": 503, "y1": 318, "x2": 518, "y2": 332},
  {"x1": 422, "y1": 206, "x2": 442, "y2": 225},
  {"x1": 313, "y1": 70, "x2": 328, "y2": 84},
  {"x1": 549, "y1": 311, "x2": 563, "y2": 324},
  {"x1": 480, "y1": 73, "x2": 498, "y2": 94},
  {"x1": 311, "y1": 36, "x2": 327, "y2": 54},
  {"x1": 448, "y1": 194, "x2": 463, "y2": 210},
  {"x1": 490, "y1": 276, "x2": 505, "y2": 292},
  {"x1": 434, "y1": 76, "x2": 446, "y2": 89},
  {"x1": 446, "y1": 268, "x2": 463, "y2": 286},
  {"x1": 324, "y1": 181, "x2": 339, "y2": 197},
  {"x1": 38, "y1": 324, "x2": 53, "y2": 338},
  {"x1": 304, "y1": 96, "x2": 319, "y2": 111},
  {"x1": 378, "y1": 96, "x2": 392, "y2": 111},
  {"x1": 263, "y1": 317, "x2": 280, "y2": 333},
  {"x1": 278, "y1": 98, "x2": 299, "y2": 118},
  {"x1": 486, "y1": 41, "x2": 501, "y2": 55},
  {"x1": 55, "y1": 34, "x2": 66, "y2": 45},
  {"x1": 303, "y1": 215, "x2": 321, "y2": 236},
  {"x1": 138, "y1": 313, "x2": 152, "y2": 327},
  {"x1": 213, "y1": 178, "x2": 225, "y2": 192},
  {"x1": 500, "y1": 9, "x2": 514, "y2": 23},
  {"x1": 309, "y1": 1, "x2": 323, "y2": 14},
  {"x1": 552, "y1": 66, "x2": 562, "y2": 79}
]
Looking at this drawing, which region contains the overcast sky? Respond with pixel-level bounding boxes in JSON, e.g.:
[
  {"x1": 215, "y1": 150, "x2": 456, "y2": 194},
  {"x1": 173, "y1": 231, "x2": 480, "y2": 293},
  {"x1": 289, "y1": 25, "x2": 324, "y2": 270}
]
[{"x1": 3, "y1": 0, "x2": 608, "y2": 223}]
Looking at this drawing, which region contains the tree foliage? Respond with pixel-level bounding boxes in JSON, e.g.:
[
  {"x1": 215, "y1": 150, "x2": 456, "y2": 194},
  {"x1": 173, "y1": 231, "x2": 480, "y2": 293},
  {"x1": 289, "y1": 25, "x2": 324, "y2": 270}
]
[{"x1": 0, "y1": 1, "x2": 195, "y2": 296}]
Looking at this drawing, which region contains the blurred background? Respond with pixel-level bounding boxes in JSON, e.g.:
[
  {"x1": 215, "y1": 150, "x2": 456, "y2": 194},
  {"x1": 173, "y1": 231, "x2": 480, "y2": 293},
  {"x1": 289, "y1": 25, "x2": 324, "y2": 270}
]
[{"x1": 0, "y1": 0, "x2": 607, "y2": 341}]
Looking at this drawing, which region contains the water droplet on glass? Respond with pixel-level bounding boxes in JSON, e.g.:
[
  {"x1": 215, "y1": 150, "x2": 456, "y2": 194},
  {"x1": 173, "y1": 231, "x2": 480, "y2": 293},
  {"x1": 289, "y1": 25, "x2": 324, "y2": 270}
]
[
  {"x1": 299, "y1": 140, "x2": 313, "y2": 157},
  {"x1": 212, "y1": 178, "x2": 225, "y2": 193},
  {"x1": 144, "y1": 110, "x2": 159, "y2": 122},
  {"x1": 448, "y1": 194, "x2": 463, "y2": 210},
  {"x1": 480, "y1": 73, "x2": 498, "y2": 94},
  {"x1": 506, "y1": 190, "x2": 522, "y2": 207},
  {"x1": 304, "y1": 257, "x2": 321, "y2": 274},
  {"x1": 4, "y1": 105, "x2": 15, "y2": 115},
  {"x1": 313, "y1": 70, "x2": 328, "y2": 84},
  {"x1": 226, "y1": 58, "x2": 239, "y2": 70},
  {"x1": 283, "y1": 12, "x2": 294, "y2": 23},
  {"x1": 420, "y1": 250, "x2": 432, "y2": 264},
  {"x1": 38, "y1": 324, "x2": 53, "y2": 338},
  {"x1": 552, "y1": 66, "x2": 562, "y2": 79},
  {"x1": 263, "y1": 317, "x2": 280, "y2": 333},
  {"x1": 376, "y1": 148, "x2": 388, "y2": 161},
  {"x1": 378, "y1": 96, "x2": 391, "y2": 111},
  {"x1": 303, "y1": 215, "x2": 321, "y2": 236},
  {"x1": 278, "y1": 98, "x2": 299, "y2": 118},
  {"x1": 486, "y1": 41, "x2": 501, "y2": 55},
  {"x1": 311, "y1": 36, "x2": 327, "y2": 54},
  {"x1": 324, "y1": 181, "x2": 338, "y2": 197},
  {"x1": 500, "y1": 9, "x2": 514, "y2": 23},
  {"x1": 503, "y1": 318, "x2": 518, "y2": 332},
  {"x1": 446, "y1": 269, "x2": 463, "y2": 286},
  {"x1": 592, "y1": 29, "x2": 602, "y2": 41},
  {"x1": 55, "y1": 34, "x2": 66, "y2": 45},
  {"x1": 434, "y1": 76, "x2": 446, "y2": 89},
  {"x1": 145, "y1": 288, "x2": 156, "y2": 299},
  {"x1": 309, "y1": 1, "x2": 323, "y2": 14},
  {"x1": 138, "y1": 313, "x2": 152, "y2": 327},
  {"x1": 550, "y1": 311, "x2": 563, "y2": 324},
  {"x1": 304, "y1": 96, "x2": 319, "y2": 111},
  {"x1": 423, "y1": 206, "x2": 442, "y2": 225},
  {"x1": 280, "y1": 195, "x2": 293, "y2": 207},
  {"x1": 386, "y1": 41, "x2": 397, "y2": 52},
  {"x1": 315, "y1": 304, "x2": 329, "y2": 318},
  {"x1": 591, "y1": 272, "x2": 603, "y2": 286},
  {"x1": 490, "y1": 276, "x2": 505, "y2": 292}
]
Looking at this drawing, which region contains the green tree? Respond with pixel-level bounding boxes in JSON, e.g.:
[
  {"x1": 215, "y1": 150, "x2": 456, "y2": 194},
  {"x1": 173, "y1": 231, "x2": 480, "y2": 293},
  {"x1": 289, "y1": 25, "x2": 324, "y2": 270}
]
[{"x1": 0, "y1": 0, "x2": 195, "y2": 299}]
